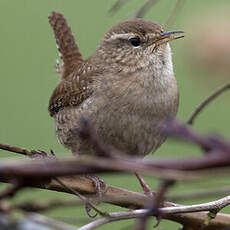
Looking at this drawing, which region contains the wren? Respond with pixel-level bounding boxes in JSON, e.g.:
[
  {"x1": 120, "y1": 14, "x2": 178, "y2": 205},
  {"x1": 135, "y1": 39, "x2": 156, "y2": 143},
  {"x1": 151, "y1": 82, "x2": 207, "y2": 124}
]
[{"x1": 48, "y1": 12, "x2": 183, "y2": 157}]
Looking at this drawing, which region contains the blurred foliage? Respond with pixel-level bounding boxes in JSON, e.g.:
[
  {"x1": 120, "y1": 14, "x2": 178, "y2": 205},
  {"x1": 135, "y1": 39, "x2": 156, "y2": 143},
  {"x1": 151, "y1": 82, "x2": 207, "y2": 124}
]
[{"x1": 0, "y1": 0, "x2": 230, "y2": 229}]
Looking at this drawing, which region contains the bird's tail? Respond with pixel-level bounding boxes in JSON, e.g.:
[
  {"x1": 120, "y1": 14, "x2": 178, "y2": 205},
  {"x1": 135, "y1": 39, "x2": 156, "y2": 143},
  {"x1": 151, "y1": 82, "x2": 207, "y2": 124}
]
[{"x1": 48, "y1": 11, "x2": 83, "y2": 78}]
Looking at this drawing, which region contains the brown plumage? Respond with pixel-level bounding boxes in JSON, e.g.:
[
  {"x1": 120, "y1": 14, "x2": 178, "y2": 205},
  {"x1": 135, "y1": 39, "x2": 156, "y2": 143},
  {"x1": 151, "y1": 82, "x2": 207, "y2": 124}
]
[
  {"x1": 48, "y1": 12, "x2": 182, "y2": 156},
  {"x1": 48, "y1": 11, "x2": 83, "y2": 78}
]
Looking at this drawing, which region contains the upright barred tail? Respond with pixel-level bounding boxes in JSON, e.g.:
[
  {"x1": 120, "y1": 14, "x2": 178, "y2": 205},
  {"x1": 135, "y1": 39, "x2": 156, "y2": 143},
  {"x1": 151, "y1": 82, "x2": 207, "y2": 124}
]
[{"x1": 48, "y1": 11, "x2": 83, "y2": 78}]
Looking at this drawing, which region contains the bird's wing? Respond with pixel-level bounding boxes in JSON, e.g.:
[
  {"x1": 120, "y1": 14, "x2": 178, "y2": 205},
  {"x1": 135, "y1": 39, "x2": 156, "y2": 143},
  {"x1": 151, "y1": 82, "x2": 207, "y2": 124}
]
[
  {"x1": 48, "y1": 73, "x2": 93, "y2": 117},
  {"x1": 48, "y1": 11, "x2": 95, "y2": 116}
]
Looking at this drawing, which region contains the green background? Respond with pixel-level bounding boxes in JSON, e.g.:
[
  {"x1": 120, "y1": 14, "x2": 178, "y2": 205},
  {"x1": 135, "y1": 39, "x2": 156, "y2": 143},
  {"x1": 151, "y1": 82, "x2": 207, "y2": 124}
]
[{"x1": 0, "y1": 0, "x2": 230, "y2": 229}]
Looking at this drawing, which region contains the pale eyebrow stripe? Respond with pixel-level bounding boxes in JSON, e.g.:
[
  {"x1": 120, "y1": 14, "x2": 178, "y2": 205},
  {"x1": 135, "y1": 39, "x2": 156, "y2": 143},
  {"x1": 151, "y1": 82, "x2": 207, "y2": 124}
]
[
  {"x1": 105, "y1": 32, "x2": 155, "y2": 41},
  {"x1": 106, "y1": 33, "x2": 135, "y2": 41}
]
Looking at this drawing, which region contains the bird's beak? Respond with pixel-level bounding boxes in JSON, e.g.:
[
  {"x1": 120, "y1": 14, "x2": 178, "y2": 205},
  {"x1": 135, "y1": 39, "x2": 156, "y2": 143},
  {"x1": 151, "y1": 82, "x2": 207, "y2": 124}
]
[
  {"x1": 157, "y1": 30, "x2": 184, "y2": 45},
  {"x1": 160, "y1": 30, "x2": 184, "y2": 38},
  {"x1": 152, "y1": 30, "x2": 184, "y2": 51},
  {"x1": 150, "y1": 30, "x2": 184, "y2": 51}
]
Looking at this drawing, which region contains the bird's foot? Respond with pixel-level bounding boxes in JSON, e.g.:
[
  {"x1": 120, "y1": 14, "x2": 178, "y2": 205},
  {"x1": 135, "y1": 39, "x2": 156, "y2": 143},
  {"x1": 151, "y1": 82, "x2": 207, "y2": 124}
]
[
  {"x1": 84, "y1": 175, "x2": 108, "y2": 199},
  {"x1": 29, "y1": 149, "x2": 56, "y2": 159},
  {"x1": 81, "y1": 175, "x2": 108, "y2": 218}
]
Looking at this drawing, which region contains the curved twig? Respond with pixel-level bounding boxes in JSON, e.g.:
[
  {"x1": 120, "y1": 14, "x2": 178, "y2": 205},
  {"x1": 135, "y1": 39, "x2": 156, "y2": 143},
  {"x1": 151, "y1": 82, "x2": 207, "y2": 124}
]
[
  {"x1": 108, "y1": 0, "x2": 130, "y2": 15},
  {"x1": 54, "y1": 177, "x2": 109, "y2": 218},
  {"x1": 164, "y1": 0, "x2": 185, "y2": 29},
  {"x1": 0, "y1": 180, "x2": 24, "y2": 200},
  {"x1": 1, "y1": 165, "x2": 230, "y2": 229},
  {"x1": 133, "y1": 0, "x2": 160, "y2": 18},
  {"x1": 79, "y1": 195, "x2": 230, "y2": 230},
  {"x1": 187, "y1": 82, "x2": 230, "y2": 125}
]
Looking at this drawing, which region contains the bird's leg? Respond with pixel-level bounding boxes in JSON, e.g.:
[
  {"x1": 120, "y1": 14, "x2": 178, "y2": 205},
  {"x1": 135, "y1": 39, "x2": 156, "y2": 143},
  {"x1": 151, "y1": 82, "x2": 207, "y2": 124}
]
[
  {"x1": 72, "y1": 151, "x2": 108, "y2": 199},
  {"x1": 80, "y1": 175, "x2": 107, "y2": 217},
  {"x1": 135, "y1": 172, "x2": 153, "y2": 196}
]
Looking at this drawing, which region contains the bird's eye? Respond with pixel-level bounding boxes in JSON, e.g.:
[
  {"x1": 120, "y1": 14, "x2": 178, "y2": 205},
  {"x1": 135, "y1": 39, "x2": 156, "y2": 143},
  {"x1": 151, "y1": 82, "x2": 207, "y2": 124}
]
[{"x1": 129, "y1": 37, "x2": 141, "y2": 47}]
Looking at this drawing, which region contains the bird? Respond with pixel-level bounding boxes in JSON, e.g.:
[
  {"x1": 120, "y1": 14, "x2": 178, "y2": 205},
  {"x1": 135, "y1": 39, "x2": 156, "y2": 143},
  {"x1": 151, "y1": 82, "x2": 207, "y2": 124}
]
[{"x1": 48, "y1": 11, "x2": 183, "y2": 193}]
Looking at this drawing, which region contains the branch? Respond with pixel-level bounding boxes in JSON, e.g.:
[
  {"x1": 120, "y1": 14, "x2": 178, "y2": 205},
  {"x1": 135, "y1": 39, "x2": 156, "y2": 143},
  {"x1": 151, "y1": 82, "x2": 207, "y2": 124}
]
[
  {"x1": 0, "y1": 153, "x2": 200, "y2": 181},
  {"x1": 109, "y1": 0, "x2": 161, "y2": 18},
  {"x1": 136, "y1": 179, "x2": 175, "y2": 229},
  {"x1": 2, "y1": 120, "x2": 230, "y2": 182},
  {"x1": 0, "y1": 179, "x2": 24, "y2": 200},
  {"x1": 108, "y1": 0, "x2": 130, "y2": 15},
  {"x1": 164, "y1": 195, "x2": 230, "y2": 214},
  {"x1": 79, "y1": 195, "x2": 230, "y2": 230},
  {"x1": 163, "y1": 118, "x2": 230, "y2": 153},
  {"x1": 0, "y1": 142, "x2": 46, "y2": 157},
  {"x1": 187, "y1": 82, "x2": 230, "y2": 125},
  {"x1": 133, "y1": 0, "x2": 160, "y2": 18},
  {"x1": 164, "y1": 0, "x2": 185, "y2": 29},
  {"x1": 2, "y1": 152, "x2": 230, "y2": 179},
  {"x1": 53, "y1": 177, "x2": 108, "y2": 217},
  {"x1": 0, "y1": 141, "x2": 109, "y2": 217},
  {"x1": 1, "y1": 119, "x2": 230, "y2": 228},
  {"x1": 109, "y1": 0, "x2": 184, "y2": 24},
  {"x1": 1, "y1": 169, "x2": 230, "y2": 229}
]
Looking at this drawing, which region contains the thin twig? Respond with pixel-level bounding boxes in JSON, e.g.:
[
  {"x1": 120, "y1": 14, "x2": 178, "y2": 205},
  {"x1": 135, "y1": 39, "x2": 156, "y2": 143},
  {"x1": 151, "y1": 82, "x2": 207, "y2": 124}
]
[
  {"x1": 2, "y1": 150, "x2": 230, "y2": 180},
  {"x1": 163, "y1": 118, "x2": 230, "y2": 153},
  {"x1": 108, "y1": 0, "x2": 130, "y2": 15},
  {"x1": 0, "y1": 151, "x2": 199, "y2": 181},
  {"x1": 133, "y1": 0, "x2": 160, "y2": 18},
  {"x1": 136, "y1": 179, "x2": 175, "y2": 229},
  {"x1": 53, "y1": 178, "x2": 109, "y2": 217},
  {"x1": 0, "y1": 143, "x2": 46, "y2": 156},
  {"x1": 1, "y1": 116, "x2": 230, "y2": 229},
  {"x1": 1, "y1": 173, "x2": 230, "y2": 230},
  {"x1": 78, "y1": 195, "x2": 230, "y2": 230},
  {"x1": 187, "y1": 82, "x2": 230, "y2": 125},
  {"x1": 0, "y1": 180, "x2": 24, "y2": 199},
  {"x1": 163, "y1": 195, "x2": 230, "y2": 213},
  {"x1": 164, "y1": 0, "x2": 185, "y2": 29}
]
